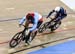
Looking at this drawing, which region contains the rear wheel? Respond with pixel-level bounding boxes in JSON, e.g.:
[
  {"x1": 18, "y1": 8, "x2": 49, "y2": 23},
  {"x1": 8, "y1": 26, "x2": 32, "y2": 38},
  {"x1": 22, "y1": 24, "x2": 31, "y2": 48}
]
[
  {"x1": 9, "y1": 32, "x2": 22, "y2": 48},
  {"x1": 38, "y1": 22, "x2": 49, "y2": 33},
  {"x1": 29, "y1": 31, "x2": 37, "y2": 42},
  {"x1": 51, "y1": 21, "x2": 61, "y2": 31}
]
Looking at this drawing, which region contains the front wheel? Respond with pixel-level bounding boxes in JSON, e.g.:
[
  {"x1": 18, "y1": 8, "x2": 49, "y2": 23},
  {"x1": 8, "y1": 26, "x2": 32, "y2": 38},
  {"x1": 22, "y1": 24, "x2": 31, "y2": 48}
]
[{"x1": 9, "y1": 32, "x2": 23, "y2": 48}]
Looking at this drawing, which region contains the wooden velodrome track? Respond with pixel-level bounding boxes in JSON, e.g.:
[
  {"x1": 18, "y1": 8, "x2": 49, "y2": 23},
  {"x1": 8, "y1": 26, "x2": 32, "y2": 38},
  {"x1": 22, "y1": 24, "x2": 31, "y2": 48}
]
[{"x1": 0, "y1": 0, "x2": 75, "y2": 54}]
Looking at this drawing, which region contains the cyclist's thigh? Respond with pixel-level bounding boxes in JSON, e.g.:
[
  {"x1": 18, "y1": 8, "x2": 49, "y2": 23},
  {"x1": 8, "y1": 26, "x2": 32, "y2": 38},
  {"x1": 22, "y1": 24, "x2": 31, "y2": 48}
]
[{"x1": 37, "y1": 21, "x2": 43, "y2": 28}]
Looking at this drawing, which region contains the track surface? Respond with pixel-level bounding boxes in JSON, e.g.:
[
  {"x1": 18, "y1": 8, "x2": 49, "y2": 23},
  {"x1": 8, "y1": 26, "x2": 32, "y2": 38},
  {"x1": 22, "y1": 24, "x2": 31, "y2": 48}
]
[{"x1": 0, "y1": 0, "x2": 75, "y2": 54}]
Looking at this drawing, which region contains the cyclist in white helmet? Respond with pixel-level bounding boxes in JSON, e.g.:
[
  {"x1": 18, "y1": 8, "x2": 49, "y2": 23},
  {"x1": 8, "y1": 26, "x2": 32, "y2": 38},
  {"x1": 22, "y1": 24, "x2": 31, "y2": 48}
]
[{"x1": 46, "y1": 6, "x2": 67, "y2": 22}]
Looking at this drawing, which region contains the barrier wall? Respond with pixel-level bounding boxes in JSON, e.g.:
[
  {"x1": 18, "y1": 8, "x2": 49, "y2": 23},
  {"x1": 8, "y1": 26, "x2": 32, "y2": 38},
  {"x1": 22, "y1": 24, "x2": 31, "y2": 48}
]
[{"x1": 60, "y1": 0, "x2": 75, "y2": 11}]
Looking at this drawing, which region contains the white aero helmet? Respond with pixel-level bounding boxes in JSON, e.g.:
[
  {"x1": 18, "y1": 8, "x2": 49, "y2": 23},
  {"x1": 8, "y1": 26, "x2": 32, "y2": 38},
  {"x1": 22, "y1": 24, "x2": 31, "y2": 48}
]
[{"x1": 54, "y1": 7, "x2": 61, "y2": 12}]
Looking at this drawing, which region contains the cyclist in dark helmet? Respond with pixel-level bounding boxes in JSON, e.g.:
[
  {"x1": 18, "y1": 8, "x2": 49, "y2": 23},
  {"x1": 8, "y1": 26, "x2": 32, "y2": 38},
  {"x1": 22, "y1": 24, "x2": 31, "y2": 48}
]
[{"x1": 19, "y1": 12, "x2": 43, "y2": 44}]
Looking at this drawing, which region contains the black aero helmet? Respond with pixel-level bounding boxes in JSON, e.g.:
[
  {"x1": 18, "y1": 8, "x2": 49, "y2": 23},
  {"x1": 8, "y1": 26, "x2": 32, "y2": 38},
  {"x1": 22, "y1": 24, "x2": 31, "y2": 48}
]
[{"x1": 26, "y1": 13, "x2": 34, "y2": 20}]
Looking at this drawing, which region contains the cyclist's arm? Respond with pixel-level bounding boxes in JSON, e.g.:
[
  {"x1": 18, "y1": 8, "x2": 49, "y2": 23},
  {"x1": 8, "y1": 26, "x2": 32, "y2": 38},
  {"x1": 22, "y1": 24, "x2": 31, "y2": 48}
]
[
  {"x1": 46, "y1": 10, "x2": 55, "y2": 18},
  {"x1": 19, "y1": 16, "x2": 26, "y2": 25},
  {"x1": 29, "y1": 18, "x2": 38, "y2": 32}
]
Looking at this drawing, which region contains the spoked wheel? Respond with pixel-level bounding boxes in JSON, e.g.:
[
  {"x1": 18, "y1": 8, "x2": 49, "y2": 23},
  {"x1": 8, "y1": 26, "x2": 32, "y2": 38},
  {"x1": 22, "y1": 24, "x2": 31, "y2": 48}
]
[
  {"x1": 9, "y1": 32, "x2": 23, "y2": 48},
  {"x1": 51, "y1": 21, "x2": 61, "y2": 31},
  {"x1": 38, "y1": 22, "x2": 49, "y2": 33}
]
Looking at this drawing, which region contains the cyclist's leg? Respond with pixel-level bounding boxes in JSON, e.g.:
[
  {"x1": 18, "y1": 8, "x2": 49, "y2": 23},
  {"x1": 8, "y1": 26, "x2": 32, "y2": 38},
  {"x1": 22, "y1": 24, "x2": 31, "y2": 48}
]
[
  {"x1": 25, "y1": 19, "x2": 43, "y2": 44},
  {"x1": 55, "y1": 15, "x2": 66, "y2": 22},
  {"x1": 37, "y1": 21, "x2": 43, "y2": 28},
  {"x1": 61, "y1": 15, "x2": 66, "y2": 20},
  {"x1": 50, "y1": 17, "x2": 60, "y2": 32},
  {"x1": 25, "y1": 32, "x2": 31, "y2": 44},
  {"x1": 25, "y1": 21, "x2": 43, "y2": 44},
  {"x1": 51, "y1": 17, "x2": 62, "y2": 32},
  {"x1": 22, "y1": 21, "x2": 29, "y2": 41},
  {"x1": 54, "y1": 17, "x2": 61, "y2": 22}
]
